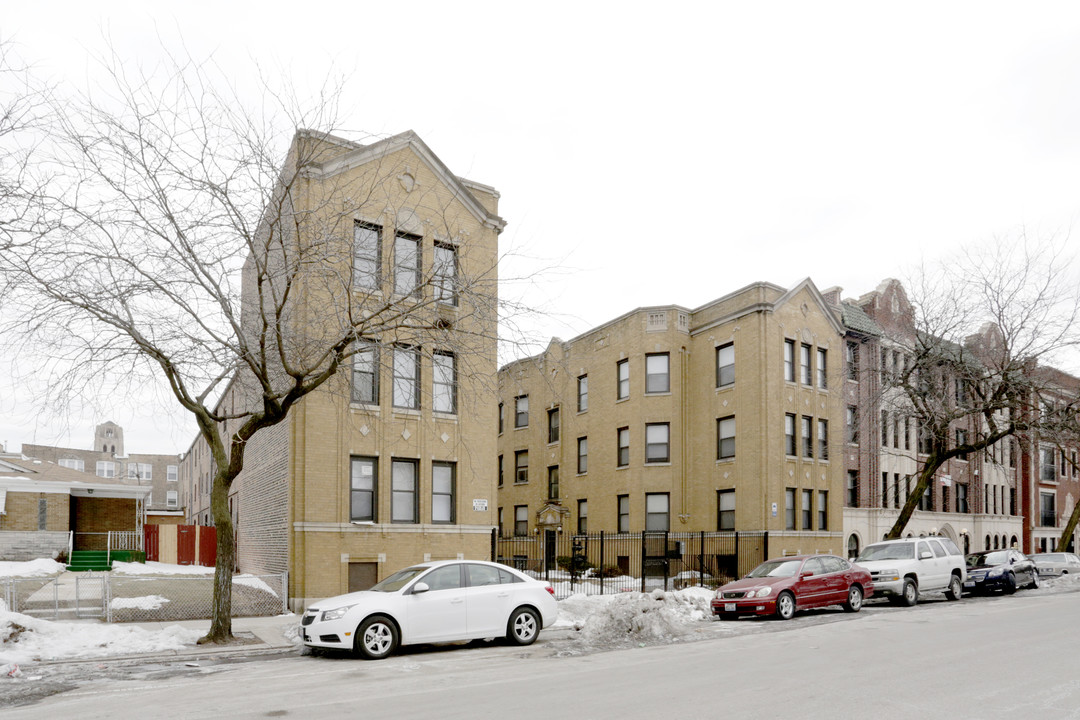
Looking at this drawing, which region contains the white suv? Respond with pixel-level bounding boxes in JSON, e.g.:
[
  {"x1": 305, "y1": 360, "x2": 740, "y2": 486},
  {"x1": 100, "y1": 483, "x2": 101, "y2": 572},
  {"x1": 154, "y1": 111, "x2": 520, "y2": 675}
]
[{"x1": 855, "y1": 537, "x2": 967, "y2": 606}]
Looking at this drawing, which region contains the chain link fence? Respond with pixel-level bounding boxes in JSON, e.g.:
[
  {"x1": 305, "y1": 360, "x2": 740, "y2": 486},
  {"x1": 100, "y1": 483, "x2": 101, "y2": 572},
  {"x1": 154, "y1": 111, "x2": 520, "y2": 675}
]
[{"x1": 2, "y1": 572, "x2": 287, "y2": 622}]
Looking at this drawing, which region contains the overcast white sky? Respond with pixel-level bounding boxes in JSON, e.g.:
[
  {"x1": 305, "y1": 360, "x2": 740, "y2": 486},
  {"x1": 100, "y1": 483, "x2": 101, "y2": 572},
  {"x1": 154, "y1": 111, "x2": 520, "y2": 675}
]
[{"x1": 3, "y1": 1, "x2": 1080, "y2": 455}]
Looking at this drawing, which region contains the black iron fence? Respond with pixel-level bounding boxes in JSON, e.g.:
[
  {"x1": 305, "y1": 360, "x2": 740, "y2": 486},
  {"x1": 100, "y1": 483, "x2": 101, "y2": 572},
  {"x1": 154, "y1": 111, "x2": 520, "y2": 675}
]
[{"x1": 492, "y1": 529, "x2": 768, "y2": 599}]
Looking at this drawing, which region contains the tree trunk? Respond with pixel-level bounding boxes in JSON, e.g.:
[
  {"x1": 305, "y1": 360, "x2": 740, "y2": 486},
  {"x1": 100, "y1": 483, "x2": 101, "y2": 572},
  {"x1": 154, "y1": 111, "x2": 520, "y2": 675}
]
[
  {"x1": 199, "y1": 473, "x2": 236, "y2": 643},
  {"x1": 885, "y1": 452, "x2": 944, "y2": 539}
]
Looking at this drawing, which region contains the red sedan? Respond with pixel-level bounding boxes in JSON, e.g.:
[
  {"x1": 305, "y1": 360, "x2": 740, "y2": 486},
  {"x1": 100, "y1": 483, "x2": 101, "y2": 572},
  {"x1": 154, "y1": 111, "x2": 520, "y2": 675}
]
[{"x1": 712, "y1": 554, "x2": 874, "y2": 620}]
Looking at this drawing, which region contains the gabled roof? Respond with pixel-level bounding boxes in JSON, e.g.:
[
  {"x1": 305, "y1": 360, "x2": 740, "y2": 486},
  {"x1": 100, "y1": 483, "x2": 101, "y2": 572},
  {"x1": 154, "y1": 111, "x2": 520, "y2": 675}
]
[
  {"x1": 773, "y1": 278, "x2": 848, "y2": 337},
  {"x1": 297, "y1": 129, "x2": 507, "y2": 233}
]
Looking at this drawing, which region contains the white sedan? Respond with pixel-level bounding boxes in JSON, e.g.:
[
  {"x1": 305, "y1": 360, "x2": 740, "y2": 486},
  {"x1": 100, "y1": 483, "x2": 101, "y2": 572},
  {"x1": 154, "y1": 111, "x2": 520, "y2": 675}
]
[
  {"x1": 1033, "y1": 552, "x2": 1080, "y2": 577},
  {"x1": 300, "y1": 560, "x2": 558, "y2": 659}
]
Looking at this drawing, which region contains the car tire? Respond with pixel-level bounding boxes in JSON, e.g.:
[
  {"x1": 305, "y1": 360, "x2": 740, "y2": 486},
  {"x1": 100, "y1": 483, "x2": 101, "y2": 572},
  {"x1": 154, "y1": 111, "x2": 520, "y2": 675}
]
[
  {"x1": 355, "y1": 615, "x2": 399, "y2": 660},
  {"x1": 1003, "y1": 573, "x2": 1017, "y2": 594},
  {"x1": 1028, "y1": 570, "x2": 1040, "y2": 590},
  {"x1": 775, "y1": 591, "x2": 796, "y2": 620},
  {"x1": 945, "y1": 575, "x2": 962, "y2": 601},
  {"x1": 507, "y1": 607, "x2": 541, "y2": 646},
  {"x1": 900, "y1": 578, "x2": 918, "y2": 606},
  {"x1": 843, "y1": 585, "x2": 863, "y2": 613}
]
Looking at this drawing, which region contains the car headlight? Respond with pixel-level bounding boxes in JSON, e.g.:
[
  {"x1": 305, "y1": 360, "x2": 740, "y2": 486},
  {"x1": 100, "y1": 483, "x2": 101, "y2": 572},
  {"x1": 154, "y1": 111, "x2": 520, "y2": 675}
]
[
  {"x1": 878, "y1": 570, "x2": 900, "y2": 581},
  {"x1": 988, "y1": 568, "x2": 1004, "y2": 578},
  {"x1": 321, "y1": 605, "x2": 355, "y2": 621},
  {"x1": 753, "y1": 586, "x2": 773, "y2": 598}
]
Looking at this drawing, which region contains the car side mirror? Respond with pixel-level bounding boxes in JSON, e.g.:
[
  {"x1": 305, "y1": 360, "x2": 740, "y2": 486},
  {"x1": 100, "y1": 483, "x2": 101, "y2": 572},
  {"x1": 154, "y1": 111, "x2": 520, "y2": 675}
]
[
  {"x1": 799, "y1": 572, "x2": 813, "y2": 580},
  {"x1": 919, "y1": 551, "x2": 932, "y2": 560},
  {"x1": 412, "y1": 582, "x2": 430, "y2": 594}
]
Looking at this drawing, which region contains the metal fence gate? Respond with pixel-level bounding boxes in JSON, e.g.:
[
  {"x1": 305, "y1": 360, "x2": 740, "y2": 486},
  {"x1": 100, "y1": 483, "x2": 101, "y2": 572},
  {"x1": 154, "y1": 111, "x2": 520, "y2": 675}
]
[{"x1": 492, "y1": 529, "x2": 768, "y2": 599}]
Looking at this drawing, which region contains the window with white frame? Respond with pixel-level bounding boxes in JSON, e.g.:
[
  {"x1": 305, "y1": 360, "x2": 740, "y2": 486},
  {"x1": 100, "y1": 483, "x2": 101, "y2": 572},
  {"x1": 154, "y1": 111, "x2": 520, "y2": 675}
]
[
  {"x1": 96, "y1": 461, "x2": 115, "y2": 478},
  {"x1": 433, "y1": 351, "x2": 456, "y2": 413},
  {"x1": 617, "y1": 427, "x2": 630, "y2": 467},
  {"x1": 818, "y1": 419, "x2": 828, "y2": 460},
  {"x1": 784, "y1": 340, "x2": 795, "y2": 382},
  {"x1": 59, "y1": 458, "x2": 84, "y2": 472},
  {"x1": 166, "y1": 490, "x2": 178, "y2": 509},
  {"x1": 801, "y1": 416, "x2": 813, "y2": 459},
  {"x1": 618, "y1": 494, "x2": 630, "y2": 533},
  {"x1": 645, "y1": 423, "x2": 670, "y2": 463},
  {"x1": 800, "y1": 344, "x2": 812, "y2": 385},
  {"x1": 127, "y1": 462, "x2": 152, "y2": 480},
  {"x1": 394, "y1": 232, "x2": 421, "y2": 297},
  {"x1": 515, "y1": 395, "x2": 529, "y2": 428},
  {"x1": 817, "y1": 348, "x2": 827, "y2": 389},
  {"x1": 433, "y1": 242, "x2": 457, "y2": 305},
  {"x1": 785, "y1": 488, "x2": 796, "y2": 530},
  {"x1": 818, "y1": 490, "x2": 828, "y2": 530},
  {"x1": 352, "y1": 342, "x2": 379, "y2": 404},
  {"x1": 515, "y1": 450, "x2": 529, "y2": 484},
  {"x1": 577, "y1": 499, "x2": 588, "y2": 534},
  {"x1": 617, "y1": 359, "x2": 629, "y2": 400},
  {"x1": 351, "y1": 456, "x2": 377, "y2": 522},
  {"x1": 577, "y1": 437, "x2": 588, "y2": 474},
  {"x1": 717, "y1": 489, "x2": 735, "y2": 531},
  {"x1": 432, "y1": 462, "x2": 455, "y2": 523},
  {"x1": 514, "y1": 505, "x2": 528, "y2": 536},
  {"x1": 801, "y1": 489, "x2": 813, "y2": 530},
  {"x1": 716, "y1": 343, "x2": 734, "y2": 388},
  {"x1": 353, "y1": 221, "x2": 381, "y2": 291},
  {"x1": 547, "y1": 406, "x2": 560, "y2": 443},
  {"x1": 785, "y1": 414, "x2": 796, "y2": 456},
  {"x1": 1041, "y1": 446, "x2": 1057, "y2": 482},
  {"x1": 645, "y1": 353, "x2": 669, "y2": 394},
  {"x1": 645, "y1": 493, "x2": 669, "y2": 531},
  {"x1": 391, "y1": 459, "x2": 418, "y2": 523},
  {"x1": 577, "y1": 375, "x2": 588, "y2": 412},
  {"x1": 167, "y1": 465, "x2": 178, "y2": 482},
  {"x1": 392, "y1": 345, "x2": 420, "y2": 409},
  {"x1": 717, "y1": 416, "x2": 735, "y2": 459}
]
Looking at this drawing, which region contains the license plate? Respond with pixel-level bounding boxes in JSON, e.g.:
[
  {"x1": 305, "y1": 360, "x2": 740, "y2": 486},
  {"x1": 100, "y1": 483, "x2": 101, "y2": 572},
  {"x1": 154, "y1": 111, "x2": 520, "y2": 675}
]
[
  {"x1": 963, "y1": 581, "x2": 975, "y2": 588},
  {"x1": 725, "y1": 603, "x2": 736, "y2": 612}
]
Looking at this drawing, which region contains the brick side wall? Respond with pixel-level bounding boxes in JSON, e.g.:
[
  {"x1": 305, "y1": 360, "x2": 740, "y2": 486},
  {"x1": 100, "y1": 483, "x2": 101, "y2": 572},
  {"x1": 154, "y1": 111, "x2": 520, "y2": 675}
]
[
  {"x1": 236, "y1": 419, "x2": 290, "y2": 575},
  {"x1": 0, "y1": 531, "x2": 70, "y2": 561},
  {"x1": 0, "y1": 492, "x2": 69, "y2": 532}
]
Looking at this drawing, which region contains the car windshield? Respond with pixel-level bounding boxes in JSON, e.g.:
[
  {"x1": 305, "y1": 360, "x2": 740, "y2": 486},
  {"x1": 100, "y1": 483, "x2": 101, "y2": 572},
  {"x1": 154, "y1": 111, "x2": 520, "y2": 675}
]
[
  {"x1": 967, "y1": 551, "x2": 1008, "y2": 567},
  {"x1": 857, "y1": 543, "x2": 914, "y2": 561},
  {"x1": 746, "y1": 559, "x2": 803, "y2": 578},
  {"x1": 369, "y1": 566, "x2": 428, "y2": 592}
]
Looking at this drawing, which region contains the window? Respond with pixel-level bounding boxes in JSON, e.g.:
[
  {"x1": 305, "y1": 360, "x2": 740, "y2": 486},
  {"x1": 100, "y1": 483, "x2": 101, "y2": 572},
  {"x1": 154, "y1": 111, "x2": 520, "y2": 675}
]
[
  {"x1": 618, "y1": 495, "x2": 630, "y2": 533},
  {"x1": 881, "y1": 410, "x2": 889, "y2": 446},
  {"x1": 645, "y1": 353, "x2": 669, "y2": 394},
  {"x1": 717, "y1": 489, "x2": 735, "y2": 531},
  {"x1": 128, "y1": 463, "x2": 152, "y2": 480},
  {"x1": 617, "y1": 427, "x2": 630, "y2": 467},
  {"x1": 717, "y1": 416, "x2": 735, "y2": 459},
  {"x1": 350, "y1": 456, "x2": 377, "y2": 522},
  {"x1": 801, "y1": 416, "x2": 813, "y2": 459},
  {"x1": 846, "y1": 406, "x2": 858, "y2": 444},
  {"x1": 617, "y1": 359, "x2": 630, "y2": 400},
  {"x1": 498, "y1": 402, "x2": 504, "y2": 434},
  {"x1": 801, "y1": 489, "x2": 813, "y2": 530},
  {"x1": 515, "y1": 395, "x2": 529, "y2": 428},
  {"x1": 577, "y1": 375, "x2": 588, "y2": 412},
  {"x1": 167, "y1": 465, "x2": 178, "y2": 482},
  {"x1": 1041, "y1": 446, "x2": 1057, "y2": 482},
  {"x1": 903, "y1": 417, "x2": 911, "y2": 451},
  {"x1": 716, "y1": 343, "x2": 734, "y2": 387},
  {"x1": 392, "y1": 346, "x2": 420, "y2": 409},
  {"x1": 784, "y1": 339, "x2": 795, "y2": 382},
  {"x1": 166, "y1": 490, "x2": 178, "y2": 509},
  {"x1": 514, "y1": 450, "x2": 529, "y2": 484},
  {"x1": 881, "y1": 472, "x2": 889, "y2": 509},
  {"x1": 432, "y1": 351, "x2": 456, "y2": 413},
  {"x1": 393, "y1": 232, "x2": 421, "y2": 297},
  {"x1": 893, "y1": 416, "x2": 900, "y2": 449},
  {"x1": 817, "y1": 348, "x2": 827, "y2": 389},
  {"x1": 577, "y1": 499, "x2": 588, "y2": 534},
  {"x1": 391, "y1": 459, "x2": 417, "y2": 523},
  {"x1": 59, "y1": 458, "x2": 84, "y2": 472},
  {"x1": 353, "y1": 221, "x2": 381, "y2": 291},
  {"x1": 956, "y1": 429, "x2": 968, "y2": 461},
  {"x1": 548, "y1": 407, "x2": 560, "y2": 443},
  {"x1": 845, "y1": 341, "x2": 858, "y2": 381},
  {"x1": 352, "y1": 342, "x2": 379, "y2": 404},
  {"x1": 846, "y1": 470, "x2": 858, "y2": 507},
  {"x1": 432, "y1": 462, "x2": 455, "y2": 523},
  {"x1": 577, "y1": 437, "x2": 588, "y2": 474},
  {"x1": 785, "y1": 488, "x2": 796, "y2": 530},
  {"x1": 784, "y1": 414, "x2": 796, "y2": 456},
  {"x1": 646, "y1": 493, "x2": 670, "y2": 531},
  {"x1": 645, "y1": 423, "x2": 670, "y2": 463},
  {"x1": 818, "y1": 490, "x2": 828, "y2": 530},
  {"x1": 942, "y1": 486, "x2": 950, "y2": 513},
  {"x1": 1041, "y1": 492, "x2": 1056, "y2": 527},
  {"x1": 95, "y1": 461, "x2": 115, "y2": 478},
  {"x1": 514, "y1": 505, "x2": 528, "y2": 536},
  {"x1": 800, "y1": 344, "x2": 812, "y2": 385},
  {"x1": 433, "y1": 242, "x2": 457, "y2": 305},
  {"x1": 497, "y1": 455, "x2": 503, "y2": 487},
  {"x1": 919, "y1": 483, "x2": 932, "y2": 512},
  {"x1": 547, "y1": 466, "x2": 560, "y2": 500},
  {"x1": 919, "y1": 423, "x2": 932, "y2": 455},
  {"x1": 818, "y1": 419, "x2": 828, "y2": 460}
]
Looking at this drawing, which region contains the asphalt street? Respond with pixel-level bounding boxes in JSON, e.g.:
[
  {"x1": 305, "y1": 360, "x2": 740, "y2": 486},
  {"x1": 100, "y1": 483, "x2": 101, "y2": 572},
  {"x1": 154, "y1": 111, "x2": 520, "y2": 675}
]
[{"x1": 4, "y1": 590, "x2": 1078, "y2": 719}]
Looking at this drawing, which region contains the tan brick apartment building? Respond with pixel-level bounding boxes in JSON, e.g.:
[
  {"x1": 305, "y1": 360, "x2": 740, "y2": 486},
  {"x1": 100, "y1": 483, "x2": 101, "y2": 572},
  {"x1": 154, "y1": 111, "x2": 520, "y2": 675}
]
[
  {"x1": 497, "y1": 279, "x2": 847, "y2": 571},
  {"x1": 180, "y1": 130, "x2": 504, "y2": 610}
]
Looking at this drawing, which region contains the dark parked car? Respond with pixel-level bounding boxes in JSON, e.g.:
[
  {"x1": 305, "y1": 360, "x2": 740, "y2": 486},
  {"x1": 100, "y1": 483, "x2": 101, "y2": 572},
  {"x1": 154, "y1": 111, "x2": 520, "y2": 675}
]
[
  {"x1": 964, "y1": 549, "x2": 1040, "y2": 594},
  {"x1": 712, "y1": 554, "x2": 873, "y2": 620},
  {"x1": 1032, "y1": 552, "x2": 1080, "y2": 577}
]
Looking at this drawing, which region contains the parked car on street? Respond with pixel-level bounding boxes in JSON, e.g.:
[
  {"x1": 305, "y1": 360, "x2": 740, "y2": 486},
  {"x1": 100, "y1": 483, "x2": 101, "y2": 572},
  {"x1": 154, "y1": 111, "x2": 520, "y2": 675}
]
[
  {"x1": 711, "y1": 554, "x2": 873, "y2": 621},
  {"x1": 964, "y1": 549, "x2": 1040, "y2": 594},
  {"x1": 1032, "y1": 552, "x2": 1080, "y2": 577},
  {"x1": 855, "y1": 536, "x2": 966, "y2": 605},
  {"x1": 300, "y1": 560, "x2": 558, "y2": 659}
]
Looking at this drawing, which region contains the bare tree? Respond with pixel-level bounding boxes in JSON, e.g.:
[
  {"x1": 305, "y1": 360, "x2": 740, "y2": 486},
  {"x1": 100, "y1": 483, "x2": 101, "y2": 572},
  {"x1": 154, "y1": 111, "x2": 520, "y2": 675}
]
[
  {"x1": 0, "y1": 51, "x2": 509, "y2": 642},
  {"x1": 875, "y1": 237, "x2": 1080, "y2": 540}
]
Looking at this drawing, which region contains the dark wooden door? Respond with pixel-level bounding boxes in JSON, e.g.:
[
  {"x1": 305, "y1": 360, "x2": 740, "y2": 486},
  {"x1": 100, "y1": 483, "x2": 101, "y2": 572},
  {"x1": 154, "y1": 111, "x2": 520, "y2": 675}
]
[
  {"x1": 144, "y1": 524, "x2": 160, "y2": 562},
  {"x1": 177, "y1": 525, "x2": 196, "y2": 565}
]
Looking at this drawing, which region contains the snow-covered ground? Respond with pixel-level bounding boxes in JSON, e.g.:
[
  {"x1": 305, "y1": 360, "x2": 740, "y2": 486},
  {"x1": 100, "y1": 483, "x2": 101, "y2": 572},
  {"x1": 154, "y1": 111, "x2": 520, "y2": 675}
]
[{"x1": 2, "y1": 557, "x2": 1080, "y2": 669}]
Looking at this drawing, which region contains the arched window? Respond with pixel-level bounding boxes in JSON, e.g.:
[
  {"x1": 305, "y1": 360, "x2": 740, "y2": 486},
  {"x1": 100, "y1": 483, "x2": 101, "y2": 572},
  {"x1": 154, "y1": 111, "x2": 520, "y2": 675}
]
[
  {"x1": 847, "y1": 534, "x2": 860, "y2": 560},
  {"x1": 1010, "y1": 535, "x2": 1019, "y2": 549},
  {"x1": 963, "y1": 534, "x2": 970, "y2": 554},
  {"x1": 985, "y1": 534, "x2": 990, "y2": 551},
  {"x1": 993, "y1": 536, "x2": 999, "y2": 549}
]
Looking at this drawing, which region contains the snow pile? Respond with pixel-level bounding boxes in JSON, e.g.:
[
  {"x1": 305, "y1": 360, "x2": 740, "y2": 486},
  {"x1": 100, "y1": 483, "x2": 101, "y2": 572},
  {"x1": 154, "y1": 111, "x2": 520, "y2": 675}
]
[
  {"x1": 557, "y1": 587, "x2": 716, "y2": 649},
  {"x1": 113, "y1": 561, "x2": 215, "y2": 576},
  {"x1": 110, "y1": 595, "x2": 170, "y2": 611},
  {"x1": 0, "y1": 600, "x2": 201, "y2": 664},
  {"x1": 0, "y1": 560, "x2": 65, "y2": 578}
]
